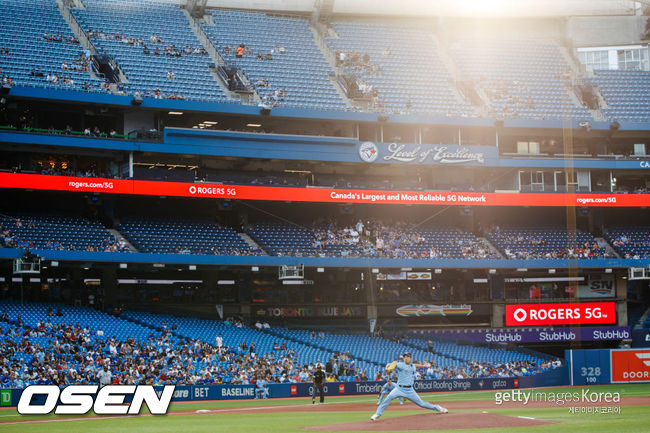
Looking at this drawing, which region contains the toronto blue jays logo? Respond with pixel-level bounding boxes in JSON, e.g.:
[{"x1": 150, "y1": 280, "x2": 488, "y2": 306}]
[{"x1": 359, "y1": 142, "x2": 379, "y2": 162}]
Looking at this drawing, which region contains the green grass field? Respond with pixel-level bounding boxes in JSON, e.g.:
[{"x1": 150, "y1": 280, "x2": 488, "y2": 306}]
[{"x1": 1, "y1": 384, "x2": 649, "y2": 433}]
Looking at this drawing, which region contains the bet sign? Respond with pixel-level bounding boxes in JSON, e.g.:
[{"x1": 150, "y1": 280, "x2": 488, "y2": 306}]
[{"x1": 505, "y1": 302, "x2": 615, "y2": 326}]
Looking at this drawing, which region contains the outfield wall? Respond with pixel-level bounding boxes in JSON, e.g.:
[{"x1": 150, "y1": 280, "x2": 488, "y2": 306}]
[
  {"x1": 568, "y1": 348, "x2": 650, "y2": 386},
  {"x1": 0, "y1": 370, "x2": 568, "y2": 407}
]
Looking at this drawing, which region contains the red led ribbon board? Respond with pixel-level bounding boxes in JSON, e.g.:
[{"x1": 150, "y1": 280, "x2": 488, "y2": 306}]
[
  {"x1": 505, "y1": 302, "x2": 616, "y2": 326},
  {"x1": 0, "y1": 172, "x2": 649, "y2": 207}
]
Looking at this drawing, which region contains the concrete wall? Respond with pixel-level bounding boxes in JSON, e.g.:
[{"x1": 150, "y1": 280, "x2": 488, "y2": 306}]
[
  {"x1": 567, "y1": 16, "x2": 647, "y2": 47},
  {"x1": 438, "y1": 17, "x2": 564, "y2": 41}
]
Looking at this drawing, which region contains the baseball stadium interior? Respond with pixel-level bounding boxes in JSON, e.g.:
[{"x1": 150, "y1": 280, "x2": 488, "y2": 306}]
[{"x1": 1, "y1": 0, "x2": 650, "y2": 400}]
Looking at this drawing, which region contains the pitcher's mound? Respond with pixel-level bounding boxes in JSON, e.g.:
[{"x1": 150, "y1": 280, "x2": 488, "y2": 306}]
[{"x1": 306, "y1": 412, "x2": 554, "y2": 431}]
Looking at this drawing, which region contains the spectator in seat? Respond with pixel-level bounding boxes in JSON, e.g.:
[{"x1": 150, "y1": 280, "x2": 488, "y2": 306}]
[{"x1": 236, "y1": 44, "x2": 244, "y2": 58}]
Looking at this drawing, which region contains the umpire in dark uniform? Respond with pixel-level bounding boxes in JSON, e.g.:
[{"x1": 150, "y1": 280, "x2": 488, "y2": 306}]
[{"x1": 312, "y1": 365, "x2": 326, "y2": 404}]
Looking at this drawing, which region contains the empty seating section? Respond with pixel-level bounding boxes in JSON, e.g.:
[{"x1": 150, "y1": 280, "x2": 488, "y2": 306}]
[
  {"x1": 0, "y1": 214, "x2": 632, "y2": 261},
  {"x1": 204, "y1": 169, "x2": 308, "y2": 187},
  {"x1": 405, "y1": 338, "x2": 547, "y2": 371},
  {"x1": 487, "y1": 227, "x2": 608, "y2": 259},
  {"x1": 71, "y1": 0, "x2": 231, "y2": 102},
  {"x1": 590, "y1": 70, "x2": 650, "y2": 122},
  {"x1": 269, "y1": 328, "x2": 434, "y2": 377},
  {"x1": 316, "y1": 173, "x2": 424, "y2": 190},
  {"x1": 450, "y1": 39, "x2": 591, "y2": 120},
  {"x1": 0, "y1": 0, "x2": 105, "y2": 92},
  {"x1": 2, "y1": 3, "x2": 650, "y2": 123},
  {"x1": 122, "y1": 311, "x2": 334, "y2": 368},
  {"x1": 202, "y1": 10, "x2": 347, "y2": 110},
  {"x1": 118, "y1": 218, "x2": 256, "y2": 255},
  {"x1": 247, "y1": 223, "x2": 317, "y2": 256},
  {"x1": 0, "y1": 301, "x2": 155, "y2": 342},
  {"x1": 133, "y1": 166, "x2": 196, "y2": 182},
  {"x1": 327, "y1": 22, "x2": 475, "y2": 116},
  {"x1": 604, "y1": 227, "x2": 650, "y2": 258},
  {"x1": 0, "y1": 213, "x2": 118, "y2": 251},
  {"x1": 247, "y1": 223, "x2": 497, "y2": 258},
  {"x1": 385, "y1": 228, "x2": 500, "y2": 259}
]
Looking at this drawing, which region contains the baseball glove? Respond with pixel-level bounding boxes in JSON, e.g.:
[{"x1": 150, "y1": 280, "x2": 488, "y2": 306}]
[{"x1": 385, "y1": 361, "x2": 397, "y2": 373}]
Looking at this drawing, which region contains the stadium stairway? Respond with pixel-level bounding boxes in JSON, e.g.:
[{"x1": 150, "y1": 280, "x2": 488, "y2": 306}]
[
  {"x1": 594, "y1": 237, "x2": 620, "y2": 258},
  {"x1": 476, "y1": 236, "x2": 504, "y2": 259},
  {"x1": 238, "y1": 233, "x2": 268, "y2": 255},
  {"x1": 181, "y1": 8, "x2": 226, "y2": 68},
  {"x1": 429, "y1": 35, "x2": 479, "y2": 114},
  {"x1": 108, "y1": 229, "x2": 138, "y2": 252},
  {"x1": 309, "y1": 24, "x2": 355, "y2": 108},
  {"x1": 181, "y1": 7, "x2": 256, "y2": 104},
  {"x1": 118, "y1": 313, "x2": 159, "y2": 331},
  {"x1": 57, "y1": 0, "x2": 100, "y2": 77}
]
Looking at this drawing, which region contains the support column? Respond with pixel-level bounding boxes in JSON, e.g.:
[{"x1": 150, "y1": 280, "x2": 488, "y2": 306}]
[
  {"x1": 102, "y1": 267, "x2": 117, "y2": 310},
  {"x1": 492, "y1": 304, "x2": 504, "y2": 327},
  {"x1": 365, "y1": 268, "x2": 378, "y2": 334}
]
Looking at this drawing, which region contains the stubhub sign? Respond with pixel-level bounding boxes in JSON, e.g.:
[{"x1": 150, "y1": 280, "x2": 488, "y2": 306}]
[{"x1": 506, "y1": 302, "x2": 616, "y2": 326}]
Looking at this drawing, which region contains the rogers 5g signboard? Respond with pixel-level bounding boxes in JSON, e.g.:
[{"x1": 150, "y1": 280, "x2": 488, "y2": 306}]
[{"x1": 505, "y1": 302, "x2": 616, "y2": 326}]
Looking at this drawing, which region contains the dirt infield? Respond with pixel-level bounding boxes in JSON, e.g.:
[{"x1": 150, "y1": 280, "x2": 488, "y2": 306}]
[
  {"x1": 189, "y1": 396, "x2": 650, "y2": 414},
  {"x1": 0, "y1": 395, "x2": 648, "y2": 426},
  {"x1": 305, "y1": 412, "x2": 554, "y2": 431}
]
